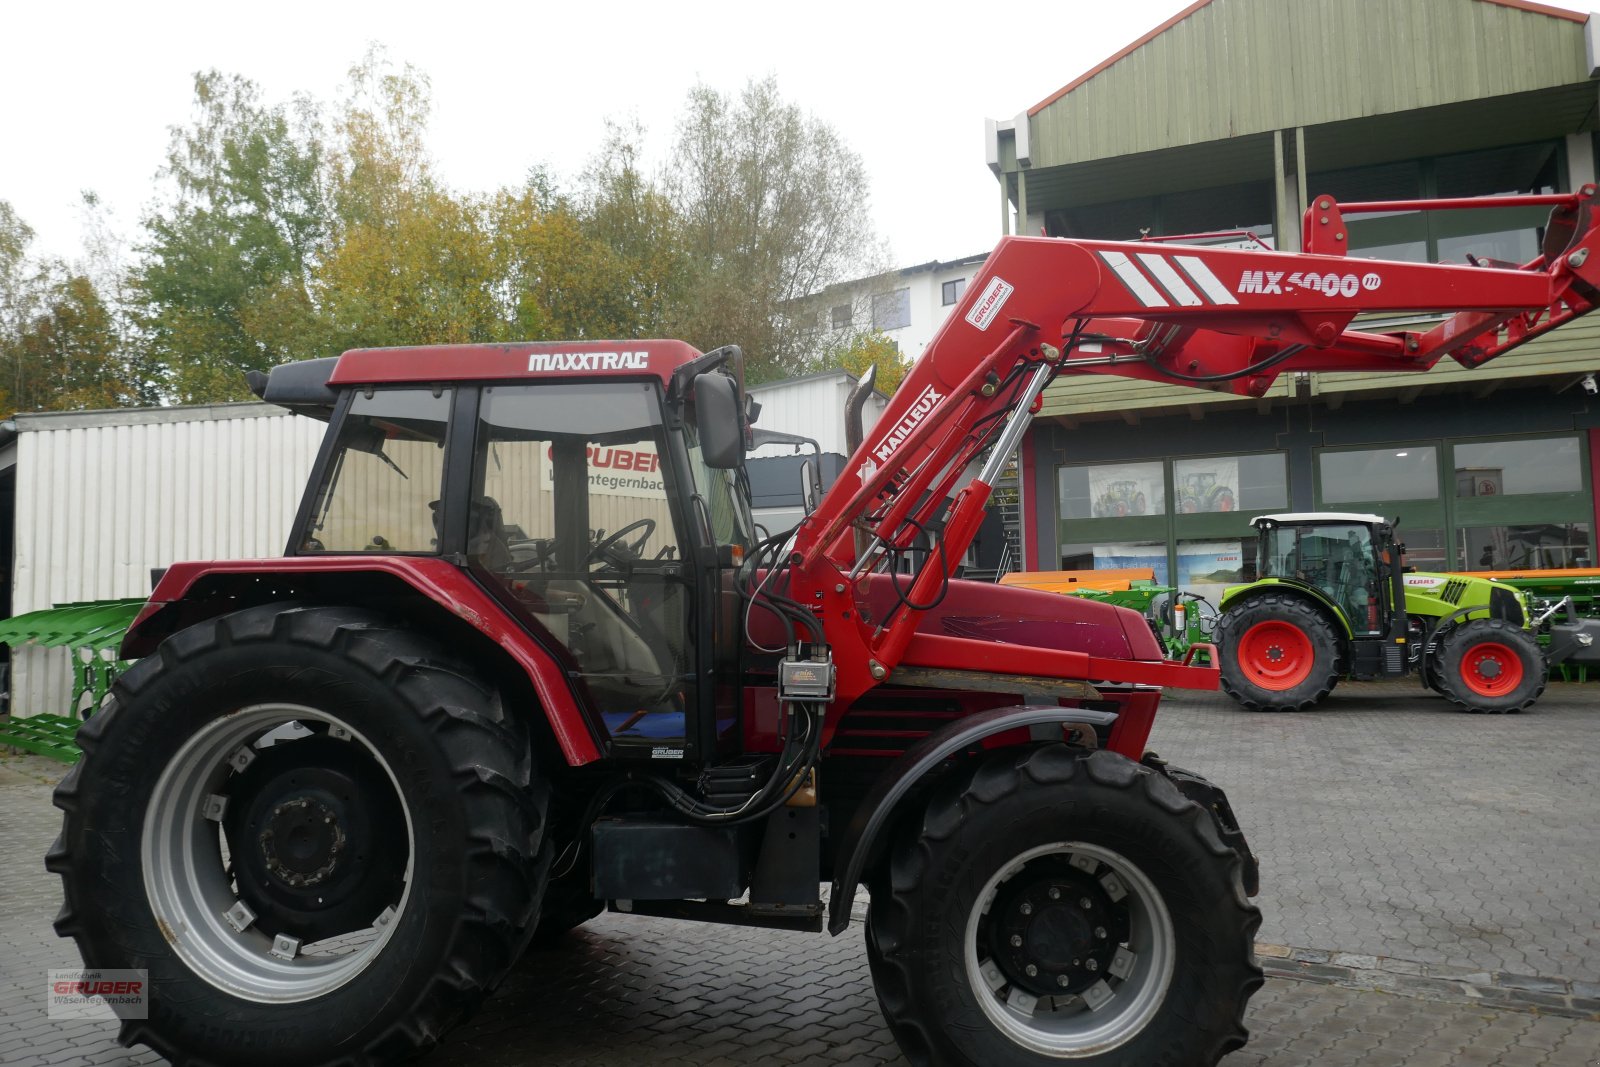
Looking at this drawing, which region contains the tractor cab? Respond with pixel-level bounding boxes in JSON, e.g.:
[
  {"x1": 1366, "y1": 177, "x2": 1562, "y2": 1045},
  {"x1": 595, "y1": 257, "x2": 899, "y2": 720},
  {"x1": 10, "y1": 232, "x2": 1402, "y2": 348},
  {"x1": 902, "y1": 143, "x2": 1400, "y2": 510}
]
[{"x1": 1250, "y1": 512, "x2": 1398, "y2": 636}]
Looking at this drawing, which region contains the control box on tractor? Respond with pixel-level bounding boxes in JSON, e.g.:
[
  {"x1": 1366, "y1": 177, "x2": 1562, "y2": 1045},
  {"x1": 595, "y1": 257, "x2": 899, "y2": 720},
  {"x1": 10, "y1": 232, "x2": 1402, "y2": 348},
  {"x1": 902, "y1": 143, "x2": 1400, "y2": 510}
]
[
  {"x1": 1215, "y1": 513, "x2": 1600, "y2": 712},
  {"x1": 49, "y1": 185, "x2": 1600, "y2": 1067}
]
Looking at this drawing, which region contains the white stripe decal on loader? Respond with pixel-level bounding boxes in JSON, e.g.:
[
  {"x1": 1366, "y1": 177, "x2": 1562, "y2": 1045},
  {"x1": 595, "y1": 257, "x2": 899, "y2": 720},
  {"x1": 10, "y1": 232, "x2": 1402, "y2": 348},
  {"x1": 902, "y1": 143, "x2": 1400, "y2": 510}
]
[
  {"x1": 1097, "y1": 250, "x2": 1168, "y2": 308},
  {"x1": 1136, "y1": 253, "x2": 1203, "y2": 306},
  {"x1": 1172, "y1": 256, "x2": 1240, "y2": 304}
]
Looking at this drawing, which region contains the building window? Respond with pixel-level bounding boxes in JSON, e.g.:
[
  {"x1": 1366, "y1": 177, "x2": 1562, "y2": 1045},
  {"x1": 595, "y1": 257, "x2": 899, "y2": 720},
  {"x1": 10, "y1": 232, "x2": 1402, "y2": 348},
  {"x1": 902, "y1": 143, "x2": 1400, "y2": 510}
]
[
  {"x1": 1173, "y1": 453, "x2": 1287, "y2": 514},
  {"x1": 1059, "y1": 540, "x2": 1170, "y2": 581},
  {"x1": 1310, "y1": 143, "x2": 1558, "y2": 265},
  {"x1": 1460, "y1": 523, "x2": 1593, "y2": 570},
  {"x1": 1397, "y1": 527, "x2": 1449, "y2": 571},
  {"x1": 831, "y1": 304, "x2": 852, "y2": 330},
  {"x1": 1059, "y1": 461, "x2": 1165, "y2": 520},
  {"x1": 1318, "y1": 446, "x2": 1439, "y2": 503},
  {"x1": 872, "y1": 288, "x2": 911, "y2": 331},
  {"x1": 1452, "y1": 435, "x2": 1583, "y2": 497},
  {"x1": 941, "y1": 278, "x2": 967, "y2": 306}
]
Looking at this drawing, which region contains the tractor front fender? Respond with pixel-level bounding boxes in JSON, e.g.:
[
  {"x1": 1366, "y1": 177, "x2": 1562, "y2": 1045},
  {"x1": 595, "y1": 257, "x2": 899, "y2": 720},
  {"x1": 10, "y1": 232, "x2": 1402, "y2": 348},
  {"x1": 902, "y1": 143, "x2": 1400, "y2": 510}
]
[
  {"x1": 825, "y1": 704, "x2": 1119, "y2": 936},
  {"x1": 121, "y1": 556, "x2": 604, "y2": 766}
]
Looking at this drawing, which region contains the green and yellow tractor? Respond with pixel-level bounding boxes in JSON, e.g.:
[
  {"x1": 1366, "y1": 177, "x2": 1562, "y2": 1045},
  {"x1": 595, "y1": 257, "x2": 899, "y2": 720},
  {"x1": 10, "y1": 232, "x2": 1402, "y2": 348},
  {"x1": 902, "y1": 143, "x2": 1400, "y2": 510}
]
[{"x1": 1214, "y1": 513, "x2": 1600, "y2": 712}]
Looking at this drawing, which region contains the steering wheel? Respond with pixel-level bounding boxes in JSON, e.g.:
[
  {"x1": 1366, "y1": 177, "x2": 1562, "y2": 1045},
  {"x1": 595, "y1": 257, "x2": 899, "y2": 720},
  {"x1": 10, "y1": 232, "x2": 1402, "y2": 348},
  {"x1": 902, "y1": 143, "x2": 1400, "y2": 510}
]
[{"x1": 587, "y1": 518, "x2": 656, "y2": 569}]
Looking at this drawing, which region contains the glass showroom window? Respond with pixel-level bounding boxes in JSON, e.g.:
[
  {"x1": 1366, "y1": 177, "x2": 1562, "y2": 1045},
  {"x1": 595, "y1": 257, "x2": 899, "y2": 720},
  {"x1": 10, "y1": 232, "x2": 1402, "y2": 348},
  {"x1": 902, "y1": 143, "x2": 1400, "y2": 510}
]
[
  {"x1": 1396, "y1": 527, "x2": 1448, "y2": 571},
  {"x1": 1059, "y1": 461, "x2": 1166, "y2": 520},
  {"x1": 1173, "y1": 452, "x2": 1286, "y2": 514},
  {"x1": 1460, "y1": 523, "x2": 1594, "y2": 571},
  {"x1": 1452, "y1": 435, "x2": 1583, "y2": 497},
  {"x1": 1319, "y1": 446, "x2": 1439, "y2": 504},
  {"x1": 1060, "y1": 541, "x2": 1170, "y2": 582}
]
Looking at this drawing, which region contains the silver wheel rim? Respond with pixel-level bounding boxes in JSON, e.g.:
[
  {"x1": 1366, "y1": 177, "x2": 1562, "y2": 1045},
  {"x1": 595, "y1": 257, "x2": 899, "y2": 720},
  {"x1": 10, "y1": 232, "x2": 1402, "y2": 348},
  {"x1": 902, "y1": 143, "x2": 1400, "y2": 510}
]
[
  {"x1": 141, "y1": 703, "x2": 414, "y2": 1002},
  {"x1": 963, "y1": 841, "x2": 1175, "y2": 1058}
]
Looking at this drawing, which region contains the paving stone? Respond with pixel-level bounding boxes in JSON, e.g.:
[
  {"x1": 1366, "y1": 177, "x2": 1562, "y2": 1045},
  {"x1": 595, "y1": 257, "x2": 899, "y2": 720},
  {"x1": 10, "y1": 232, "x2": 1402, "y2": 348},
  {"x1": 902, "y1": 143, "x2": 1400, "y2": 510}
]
[{"x1": 4, "y1": 681, "x2": 1600, "y2": 1065}]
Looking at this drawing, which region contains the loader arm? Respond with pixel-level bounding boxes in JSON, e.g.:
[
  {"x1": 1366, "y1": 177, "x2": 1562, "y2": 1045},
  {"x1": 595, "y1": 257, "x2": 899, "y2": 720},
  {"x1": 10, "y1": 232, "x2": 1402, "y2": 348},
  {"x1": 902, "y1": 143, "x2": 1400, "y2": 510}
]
[{"x1": 789, "y1": 187, "x2": 1600, "y2": 715}]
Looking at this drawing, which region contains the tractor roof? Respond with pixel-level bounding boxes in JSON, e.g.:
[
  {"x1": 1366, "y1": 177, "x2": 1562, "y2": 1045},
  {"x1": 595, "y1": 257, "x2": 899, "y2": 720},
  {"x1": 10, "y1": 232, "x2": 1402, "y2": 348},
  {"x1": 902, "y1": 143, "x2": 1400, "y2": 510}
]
[
  {"x1": 328, "y1": 340, "x2": 704, "y2": 388},
  {"x1": 249, "y1": 341, "x2": 708, "y2": 416},
  {"x1": 1251, "y1": 512, "x2": 1391, "y2": 527}
]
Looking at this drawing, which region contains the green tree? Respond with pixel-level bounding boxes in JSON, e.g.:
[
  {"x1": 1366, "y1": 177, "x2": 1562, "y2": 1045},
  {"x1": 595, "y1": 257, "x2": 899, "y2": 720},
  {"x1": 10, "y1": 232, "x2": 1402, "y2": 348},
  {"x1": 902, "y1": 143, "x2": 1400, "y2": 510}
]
[
  {"x1": 667, "y1": 78, "x2": 883, "y2": 382},
  {"x1": 132, "y1": 70, "x2": 328, "y2": 402},
  {"x1": 317, "y1": 187, "x2": 504, "y2": 348},
  {"x1": 828, "y1": 330, "x2": 908, "y2": 393},
  {"x1": 8, "y1": 274, "x2": 133, "y2": 411}
]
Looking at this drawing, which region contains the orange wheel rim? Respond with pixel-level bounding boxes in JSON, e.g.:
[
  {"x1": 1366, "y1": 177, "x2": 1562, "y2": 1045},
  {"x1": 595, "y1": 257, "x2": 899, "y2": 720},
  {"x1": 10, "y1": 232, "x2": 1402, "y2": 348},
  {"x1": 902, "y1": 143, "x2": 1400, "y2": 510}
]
[
  {"x1": 1460, "y1": 642, "x2": 1523, "y2": 698},
  {"x1": 1237, "y1": 621, "x2": 1314, "y2": 690}
]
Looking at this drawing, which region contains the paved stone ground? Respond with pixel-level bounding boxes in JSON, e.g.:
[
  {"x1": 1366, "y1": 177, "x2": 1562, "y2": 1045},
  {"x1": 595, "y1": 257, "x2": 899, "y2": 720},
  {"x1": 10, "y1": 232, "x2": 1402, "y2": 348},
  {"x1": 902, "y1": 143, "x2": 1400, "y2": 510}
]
[{"x1": 2, "y1": 679, "x2": 1597, "y2": 1065}]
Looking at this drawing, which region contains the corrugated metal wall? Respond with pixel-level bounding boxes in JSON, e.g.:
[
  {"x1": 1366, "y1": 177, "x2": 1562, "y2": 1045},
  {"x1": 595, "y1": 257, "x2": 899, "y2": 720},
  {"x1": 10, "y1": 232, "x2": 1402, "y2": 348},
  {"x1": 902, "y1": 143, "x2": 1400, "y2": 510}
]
[
  {"x1": 748, "y1": 375, "x2": 887, "y2": 459},
  {"x1": 9, "y1": 405, "x2": 325, "y2": 717}
]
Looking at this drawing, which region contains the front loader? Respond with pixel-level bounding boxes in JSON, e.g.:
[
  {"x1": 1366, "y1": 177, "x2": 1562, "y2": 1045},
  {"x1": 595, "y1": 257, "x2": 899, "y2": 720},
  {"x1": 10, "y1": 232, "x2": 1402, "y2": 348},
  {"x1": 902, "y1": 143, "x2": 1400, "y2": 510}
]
[{"x1": 49, "y1": 185, "x2": 1600, "y2": 1067}]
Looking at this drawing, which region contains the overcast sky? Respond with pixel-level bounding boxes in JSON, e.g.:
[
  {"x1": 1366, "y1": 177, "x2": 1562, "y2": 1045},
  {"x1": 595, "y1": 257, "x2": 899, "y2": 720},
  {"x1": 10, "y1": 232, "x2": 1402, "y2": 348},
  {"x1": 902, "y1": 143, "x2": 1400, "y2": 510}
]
[{"x1": 4, "y1": 0, "x2": 1591, "y2": 275}]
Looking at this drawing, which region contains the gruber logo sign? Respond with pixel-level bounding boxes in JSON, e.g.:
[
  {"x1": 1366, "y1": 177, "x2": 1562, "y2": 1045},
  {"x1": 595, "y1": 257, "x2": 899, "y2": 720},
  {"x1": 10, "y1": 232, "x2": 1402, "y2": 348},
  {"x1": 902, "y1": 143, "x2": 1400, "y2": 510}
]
[
  {"x1": 540, "y1": 444, "x2": 665, "y2": 499},
  {"x1": 48, "y1": 968, "x2": 149, "y2": 1020},
  {"x1": 964, "y1": 277, "x2": 1014, "y2": 331}
]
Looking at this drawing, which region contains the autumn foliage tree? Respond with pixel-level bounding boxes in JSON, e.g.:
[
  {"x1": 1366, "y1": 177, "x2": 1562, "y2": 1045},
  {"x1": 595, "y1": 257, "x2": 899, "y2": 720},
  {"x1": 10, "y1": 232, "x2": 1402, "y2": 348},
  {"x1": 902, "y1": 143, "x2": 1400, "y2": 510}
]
[{"x1": 5, "y1": 55, "x2": 885, "y2": 414}]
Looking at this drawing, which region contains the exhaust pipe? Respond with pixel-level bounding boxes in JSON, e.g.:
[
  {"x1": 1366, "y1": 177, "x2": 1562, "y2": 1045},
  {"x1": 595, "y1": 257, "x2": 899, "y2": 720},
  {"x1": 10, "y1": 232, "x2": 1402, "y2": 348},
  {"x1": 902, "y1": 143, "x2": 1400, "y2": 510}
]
[{"x1": 844, "y1": 365, "x2": 878, "y2": 561}]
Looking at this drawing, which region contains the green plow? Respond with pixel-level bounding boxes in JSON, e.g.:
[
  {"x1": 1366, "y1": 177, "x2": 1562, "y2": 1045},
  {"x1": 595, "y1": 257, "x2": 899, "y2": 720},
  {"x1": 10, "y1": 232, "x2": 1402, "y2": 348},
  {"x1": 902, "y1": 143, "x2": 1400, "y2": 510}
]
[{"x1": 0, "y1": 598, "x2": 145, "y2": 763}]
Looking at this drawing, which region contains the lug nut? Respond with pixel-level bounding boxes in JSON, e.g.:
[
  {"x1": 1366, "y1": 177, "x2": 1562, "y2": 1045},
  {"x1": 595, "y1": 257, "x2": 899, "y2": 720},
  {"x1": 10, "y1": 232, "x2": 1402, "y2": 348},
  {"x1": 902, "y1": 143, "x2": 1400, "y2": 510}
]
[
  {"x1": 1010, "y1": 934, "x2": 1023, "y2": 947},
  {"x1": 1095, "y1": 926, "x2": 1107, "y2": 939},
  {"x1": 1020, "y1": 902, "x2": 1033, "y2": 916},
  {"x1": 1025, "y1": 964, "x2": 1038, "y2": 977},
  {"x1": 1048, "y1": 887, "x2": 1061, "y2": 900},
  {"x1": 1086, "y1": 958, "x2": 1099, "y2": 972},
  {"x1": 1057, "y1": 975, "x2": 1070, "y2": 987},
  {"x1": 1080, "y1": 897, "x2": 1093, "y2": 909}
]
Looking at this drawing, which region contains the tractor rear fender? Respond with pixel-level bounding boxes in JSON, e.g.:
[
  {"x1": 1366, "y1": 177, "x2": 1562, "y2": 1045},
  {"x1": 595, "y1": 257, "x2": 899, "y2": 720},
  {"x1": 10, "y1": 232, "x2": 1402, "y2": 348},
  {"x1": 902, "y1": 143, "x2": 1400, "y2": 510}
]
[
  {"x1": 121, "y1": 557, "x2": 603, "y2": 766},
  {"x1": 825, "y1": 704, "x2": 1119, "y2": 936},
  {"x1": 1220, "y1": 579, "x2": 1354, "y2": 641}
]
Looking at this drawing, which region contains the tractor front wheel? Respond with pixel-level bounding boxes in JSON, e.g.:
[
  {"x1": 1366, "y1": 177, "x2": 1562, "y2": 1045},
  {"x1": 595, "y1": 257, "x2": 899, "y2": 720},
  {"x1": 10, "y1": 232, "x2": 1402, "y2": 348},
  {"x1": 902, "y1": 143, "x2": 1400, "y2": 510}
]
[
  {"x1": 866, "y1": 746, "x2": 1261, "y2": 1067},
  {"x1": 1433, "y1": 618, "x2": 1545, "y2": 713},
  {"x1": 49, "y1": 604, "x2": 550, "y2": 1067},
  {"x1": 1217, "y1": 594, "x2": 1342, "y2": 711}
]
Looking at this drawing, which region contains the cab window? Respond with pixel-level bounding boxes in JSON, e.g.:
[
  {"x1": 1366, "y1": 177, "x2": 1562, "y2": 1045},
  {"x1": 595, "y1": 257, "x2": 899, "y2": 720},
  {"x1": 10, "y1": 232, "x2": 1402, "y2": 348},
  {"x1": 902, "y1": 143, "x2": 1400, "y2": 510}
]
[{"x1": 301, "y1": 389, "x2": 451, "y2": 553}]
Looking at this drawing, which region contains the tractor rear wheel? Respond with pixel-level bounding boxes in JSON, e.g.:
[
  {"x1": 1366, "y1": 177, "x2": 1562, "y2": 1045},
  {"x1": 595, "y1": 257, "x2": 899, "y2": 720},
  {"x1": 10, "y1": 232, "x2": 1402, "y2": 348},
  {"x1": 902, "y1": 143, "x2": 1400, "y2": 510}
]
[
  {"x1": 48, "y1": 604, "x2": 550, "y2": 1067},
  {"x1": 866, "y1": 746, "x2": 1261, "y2": 1067},
  {"x1": 1433, "y1": 618, "x2": 1545, "y2": 713},
  {"x1": 1217, "y1": 594, "x2": 1342, "y2": 711}
]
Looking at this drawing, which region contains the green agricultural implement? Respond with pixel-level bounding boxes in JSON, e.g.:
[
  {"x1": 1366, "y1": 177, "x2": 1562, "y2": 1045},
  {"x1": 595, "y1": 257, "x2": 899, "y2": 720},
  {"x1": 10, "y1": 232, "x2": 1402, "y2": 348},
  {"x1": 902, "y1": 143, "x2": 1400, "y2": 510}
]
[
  {"x1": 1212, "y1": 514, "x2": 1600, "y2": 713},
  {"x1": 0, "y1": 598, "x2": 143, "y2": 762},
  {"x1": 998, "y1": 570, "x2": 1216, "y2": 661}
]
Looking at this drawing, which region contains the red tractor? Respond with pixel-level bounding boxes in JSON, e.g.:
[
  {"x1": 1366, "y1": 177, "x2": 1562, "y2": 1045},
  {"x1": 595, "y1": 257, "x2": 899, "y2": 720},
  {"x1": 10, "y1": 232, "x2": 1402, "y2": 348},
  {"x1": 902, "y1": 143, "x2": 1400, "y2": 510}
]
[{"x1": 51, "y1": 186, "x2": 1600, "y2": 1067}]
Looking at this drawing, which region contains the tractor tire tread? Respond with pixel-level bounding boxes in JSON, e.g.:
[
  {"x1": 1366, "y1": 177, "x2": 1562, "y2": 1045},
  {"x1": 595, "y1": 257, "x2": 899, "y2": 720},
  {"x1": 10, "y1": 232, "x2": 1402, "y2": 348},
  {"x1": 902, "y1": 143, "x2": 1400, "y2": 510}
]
[
  {"x1": 1216, "y1": 592, "x2": 1342, "y2": 712},
  {"x1": 867, "y1": 746, "x2": 1261, "y2": 1067},
  {"x1": 50, "y1": 602, "x2": 551, "y2": 1067}
]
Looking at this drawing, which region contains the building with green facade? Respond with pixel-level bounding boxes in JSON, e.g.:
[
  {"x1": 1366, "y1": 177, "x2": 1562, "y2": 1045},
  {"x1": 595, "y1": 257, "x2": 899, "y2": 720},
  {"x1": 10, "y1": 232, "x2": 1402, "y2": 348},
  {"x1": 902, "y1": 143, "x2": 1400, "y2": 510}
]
[{"x1": 991, "y1": 0, "x2": 1600, "y2": 602}]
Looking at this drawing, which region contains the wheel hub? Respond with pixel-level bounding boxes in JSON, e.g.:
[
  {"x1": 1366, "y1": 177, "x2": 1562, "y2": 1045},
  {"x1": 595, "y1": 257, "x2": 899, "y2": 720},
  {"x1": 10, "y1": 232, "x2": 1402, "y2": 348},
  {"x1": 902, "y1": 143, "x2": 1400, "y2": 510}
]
[
  {"x1": 261, "y1": 794, "x2": 347, "y2": 888},
  {"x1": 1474, "y1": 657, "x2": 1502, "y2": 680},
  {"x1": 988, "y1": 859, "x2": 1127, "y2": 997},
  {"x1": 222, "y1": 735, "x2": 407, "y2": 942}
]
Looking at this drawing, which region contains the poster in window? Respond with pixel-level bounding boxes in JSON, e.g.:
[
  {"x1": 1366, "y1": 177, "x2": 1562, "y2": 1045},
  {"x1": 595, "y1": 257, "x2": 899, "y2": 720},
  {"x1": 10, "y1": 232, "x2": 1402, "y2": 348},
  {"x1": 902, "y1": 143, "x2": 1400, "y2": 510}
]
[
  {"x1": 1177, "y1": 542, "x2": 1247, "y2": 587},
  {"x1": 1091, "y1": 544, "x2": 1170, "y2": 582},
  {"x1": 1088, "y1": 463, "x2": 1163, "y2": 518},
  {"x1": 1174, "y1": 457, "x2": 1240, "y2": 514}
]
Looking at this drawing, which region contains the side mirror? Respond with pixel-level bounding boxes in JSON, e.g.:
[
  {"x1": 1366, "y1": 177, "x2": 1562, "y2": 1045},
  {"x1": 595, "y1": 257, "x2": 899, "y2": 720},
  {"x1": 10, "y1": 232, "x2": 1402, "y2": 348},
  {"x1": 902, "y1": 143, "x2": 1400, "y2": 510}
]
[
  {"x1": 800, "y1": 459, "x2": 818, "y2": 515},
  {"x1": 694, "y1": 372, "x2": 745, "y2": 469}
]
